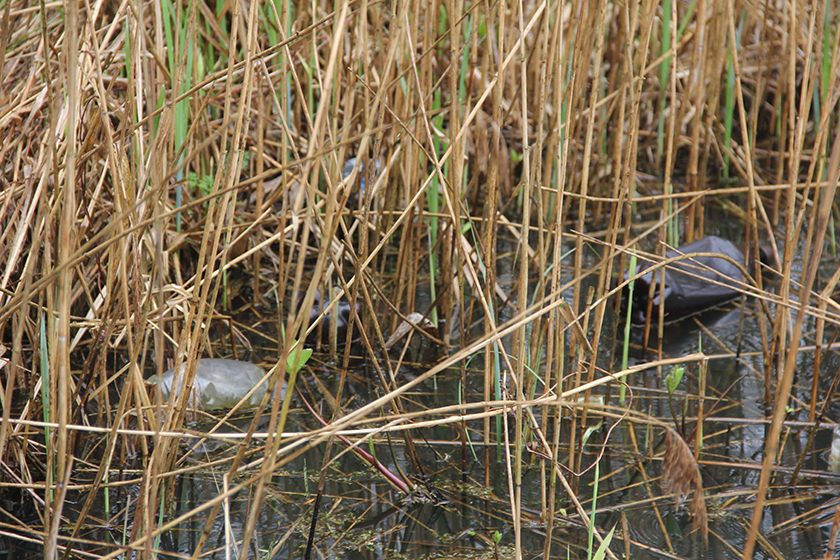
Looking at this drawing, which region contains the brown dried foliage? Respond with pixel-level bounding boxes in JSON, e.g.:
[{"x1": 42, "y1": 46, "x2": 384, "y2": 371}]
[
  {"x1": 0, "y1": 0, "x2": 838, "y2": 557},
  {"x1": 662, "y1": 427, "x2": 708, "y2": 544}
]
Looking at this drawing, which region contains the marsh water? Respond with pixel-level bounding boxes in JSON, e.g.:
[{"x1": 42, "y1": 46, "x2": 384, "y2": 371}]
[{"x1": 4, "y1": 223, "x2": 839, "y2": 560}]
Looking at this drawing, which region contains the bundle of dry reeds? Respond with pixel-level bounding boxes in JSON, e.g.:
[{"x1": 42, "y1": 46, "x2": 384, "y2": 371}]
[{"x1": 0, "y1": 0, "x2": 838, "y2": 558}]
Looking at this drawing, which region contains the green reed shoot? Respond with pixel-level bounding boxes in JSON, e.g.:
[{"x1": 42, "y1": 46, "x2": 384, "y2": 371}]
[
  {"x1": 657, "y1": 0, "x2": 672, "y2": 160},
  {"x1": 621, "y1": 253, "x2": 637, "y2": 402},
  {"x1": 587, "y1": 459, "x2": 600, "y2": 560}
]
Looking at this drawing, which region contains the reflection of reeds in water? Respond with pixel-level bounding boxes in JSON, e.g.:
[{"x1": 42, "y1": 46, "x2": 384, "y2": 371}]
[{"x1": 0, "y1": 0, "x2": 839, "y2": 558}]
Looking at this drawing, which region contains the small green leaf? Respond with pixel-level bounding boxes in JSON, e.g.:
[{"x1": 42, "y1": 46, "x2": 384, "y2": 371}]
[
  {"x1": 665, "y1": 513, "x2": 683, "y2": 538},
  {"x1": 591, "y1": 525, "x2": 616, "y2": 560},
  {"x1": 665, "y1": 365, "x2": 685, "y2": 395},
  {"x1": 581, "y1": 422, "x2": 603, "y2": 447},
  {"x1": 286, "y1": 343, "x2": 312, "y2": 376}
]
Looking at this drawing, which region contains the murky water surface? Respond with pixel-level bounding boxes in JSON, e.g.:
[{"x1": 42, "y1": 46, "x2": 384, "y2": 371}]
[{"x1": 4, "y1": 224, "x2": 839, "y2": 560}]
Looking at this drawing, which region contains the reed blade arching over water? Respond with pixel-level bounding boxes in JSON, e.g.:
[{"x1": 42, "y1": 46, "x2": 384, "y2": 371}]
[{"x1": 0, "y1": 0, "x2": 839, "y2": 559}]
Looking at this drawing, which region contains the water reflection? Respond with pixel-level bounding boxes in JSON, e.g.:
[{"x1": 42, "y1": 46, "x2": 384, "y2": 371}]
[{"x1": 53, "y1": 233, "x2": 839, "y2": 560}]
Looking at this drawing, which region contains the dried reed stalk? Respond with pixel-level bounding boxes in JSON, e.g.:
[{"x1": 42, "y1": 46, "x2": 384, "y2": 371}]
[{"x1": 1, "y1": 0, "x2": 839, "y2": 557}]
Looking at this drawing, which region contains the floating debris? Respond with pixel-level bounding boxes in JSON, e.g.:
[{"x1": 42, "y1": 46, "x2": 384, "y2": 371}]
[
  {"x1": 623, "y1": 236, "x2": 771, "y2": 324},
  {"x1": 148, "y1": 358, "x2": 277, "y2": 410}
]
